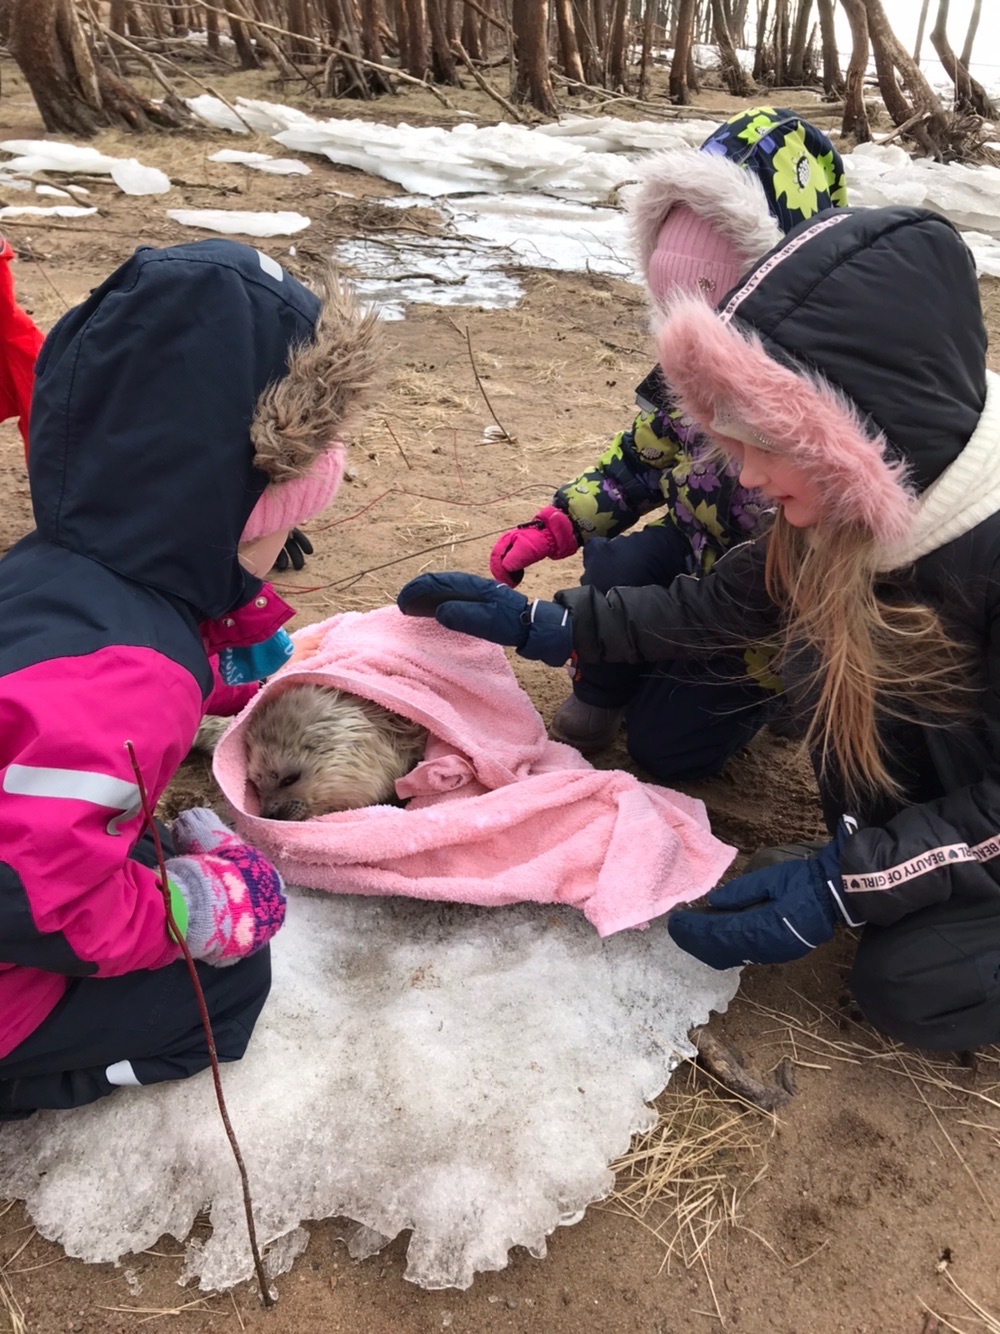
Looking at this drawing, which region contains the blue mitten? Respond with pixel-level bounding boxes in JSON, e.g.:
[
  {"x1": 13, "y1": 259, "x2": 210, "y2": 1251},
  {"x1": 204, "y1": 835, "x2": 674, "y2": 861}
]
[
  {"x1": 668, "y1": 825, "x2": 861, "y2": 971},
  {"x1": 397, "y1": 572, "x2": 573, "y2": 668}
]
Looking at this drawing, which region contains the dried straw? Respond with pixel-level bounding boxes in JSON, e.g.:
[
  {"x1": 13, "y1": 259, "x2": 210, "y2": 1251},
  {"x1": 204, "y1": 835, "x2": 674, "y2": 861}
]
[
  {"x1": 606, "y1": 1061, "x2": 772, "y2": 1278},
  {"x1": 920, "y1": 1269, "x2": 1000, "y2": 1334}
]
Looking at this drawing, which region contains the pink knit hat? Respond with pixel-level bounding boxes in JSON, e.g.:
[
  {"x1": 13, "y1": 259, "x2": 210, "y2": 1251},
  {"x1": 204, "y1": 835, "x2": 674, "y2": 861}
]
[
  {"x1": 241, "y1": 444, "x2": 345, "y2": 543},
  {"x1": 648, "y1": 204, "x2": 745, "y2": 306}
]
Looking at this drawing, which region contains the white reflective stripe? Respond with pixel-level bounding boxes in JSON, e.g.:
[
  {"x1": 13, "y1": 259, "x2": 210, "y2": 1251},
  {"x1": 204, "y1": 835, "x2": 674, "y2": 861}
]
[
  {"x1": 105, "y1": 1059, "x2": 142, "y2": 1087},
  {"x1": 842, "y1": 815, "x2": 859, "y2": 834},
  {"x1": 530, "y1": 600, "x2": 538, "y2": 624},
  {"x1": 4, "y1": 763, "x2": 139, "y2": 810},
  {"x1": 560, "y1": 608, "x2": 569, "y2": 627},
  {"x1": 781, "y1": 916, "x2": 817, "y2": 950},
  {"x1": 828, "y1": 879, "x2": 865, "y2": 929},
  {"x1": 256, "y1": 249, "x2": 284, "y2": 281}
]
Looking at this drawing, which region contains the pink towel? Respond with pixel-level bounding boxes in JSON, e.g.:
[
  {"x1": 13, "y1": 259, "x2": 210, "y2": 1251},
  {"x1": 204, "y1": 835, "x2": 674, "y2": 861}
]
[{"x1": 213, "y1": 609, "x2": 735, "y2": 936}]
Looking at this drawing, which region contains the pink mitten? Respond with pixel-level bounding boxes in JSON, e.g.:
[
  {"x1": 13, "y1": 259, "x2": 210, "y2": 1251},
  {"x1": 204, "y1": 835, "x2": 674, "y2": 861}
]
[
  {"x1": 166, "y1": 808, "x2": 286, "y2": 966},
  {"x1": 489, "y1": 506, "x2": 579, "y2": 587}
]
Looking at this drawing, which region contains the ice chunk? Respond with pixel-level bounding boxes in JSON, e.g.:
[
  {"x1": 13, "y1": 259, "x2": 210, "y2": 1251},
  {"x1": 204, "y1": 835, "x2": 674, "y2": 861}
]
[
  {"x1": 0, "y1": 140, "x2": 170, "y2": 195},
  {"x1": 34, "y1": 184, "x2": 72, "y2": 199},
  {"x1": 167, "y1": 208, "x2": 310, "y2": 236},
  {"x1": 109, "y1": 158, "x2": 171, "y2": 195},
  {"x1": 0, "y1": 890, "x2": 738, "y2": 1293},
  {"x1": 209, "y1": 149, "x2": 310, "y2": 175},
  {"x1": 0, "y1": 140, "x2": 123, "y2": 174},
  {"x1": 0, "y1": 204, "x2": 97, "y2": 218}
]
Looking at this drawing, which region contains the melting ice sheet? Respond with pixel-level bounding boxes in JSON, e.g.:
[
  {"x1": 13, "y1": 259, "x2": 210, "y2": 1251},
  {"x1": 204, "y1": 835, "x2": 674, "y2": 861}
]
[
  {"x1": 0, "y1": 890, "x2": 738, "y2": 1293},
  {"x1": 185, "y1": 98, "x2": 1000, "y2": 307}
]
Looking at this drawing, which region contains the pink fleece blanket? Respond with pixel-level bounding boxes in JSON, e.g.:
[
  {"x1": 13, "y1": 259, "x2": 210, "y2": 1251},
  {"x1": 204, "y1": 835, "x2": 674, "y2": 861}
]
[{"x1": 212, "y1": 609, "x2": 735, "y2": 936}]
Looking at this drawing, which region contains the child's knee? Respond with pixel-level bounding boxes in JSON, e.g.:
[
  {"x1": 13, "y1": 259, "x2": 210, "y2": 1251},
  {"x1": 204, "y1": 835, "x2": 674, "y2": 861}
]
[{"x1": 851, "y1": 912, "x2": 1000, "y2": 1050}]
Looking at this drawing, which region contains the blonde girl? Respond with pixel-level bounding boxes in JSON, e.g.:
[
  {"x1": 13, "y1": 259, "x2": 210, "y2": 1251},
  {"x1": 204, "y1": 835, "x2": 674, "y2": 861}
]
[{"x1": 399, "y1": 205, "x2": 1000, "y2": 1050}]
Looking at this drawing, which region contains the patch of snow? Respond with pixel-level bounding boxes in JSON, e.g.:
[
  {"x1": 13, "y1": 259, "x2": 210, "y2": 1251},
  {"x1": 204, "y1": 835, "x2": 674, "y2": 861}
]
[{"x1": 34, "y1": 184, "x2": 72, "y2": 199}]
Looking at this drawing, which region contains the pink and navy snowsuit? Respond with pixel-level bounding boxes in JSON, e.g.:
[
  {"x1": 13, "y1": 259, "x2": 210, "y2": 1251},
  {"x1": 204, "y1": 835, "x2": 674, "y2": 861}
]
[{"x1": 0, "y1": 241, "x2": 318, "y2": 1088}]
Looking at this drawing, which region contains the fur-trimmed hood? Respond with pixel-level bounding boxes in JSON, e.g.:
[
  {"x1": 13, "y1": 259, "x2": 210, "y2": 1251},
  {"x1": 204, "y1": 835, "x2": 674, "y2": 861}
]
[
  {"x1": 657, "y1": 206, "x2": 988, "y2": 552},
  {"x1": 29, "y1": 240, "x2": 378, "y2": 620},
  {"x1": 626, "y1": 106, "x2": 847, "y2": 310}
]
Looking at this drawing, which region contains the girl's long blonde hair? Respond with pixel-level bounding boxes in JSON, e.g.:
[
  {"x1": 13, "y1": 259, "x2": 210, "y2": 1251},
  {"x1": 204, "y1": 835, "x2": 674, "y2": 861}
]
[{"x1": 764, "y1": 511, "x2": 976, "y2": 807}]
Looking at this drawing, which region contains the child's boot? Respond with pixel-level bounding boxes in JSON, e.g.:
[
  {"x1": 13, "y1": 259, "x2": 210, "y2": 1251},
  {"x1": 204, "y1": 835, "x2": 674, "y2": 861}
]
[{"x1": 549, "y1": 694, "x2": 626, "y2": 754}]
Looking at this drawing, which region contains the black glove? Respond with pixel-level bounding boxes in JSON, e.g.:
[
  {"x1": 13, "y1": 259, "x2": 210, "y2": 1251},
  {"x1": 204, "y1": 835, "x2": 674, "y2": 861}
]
[{"x1": 270, "y1": 527, "x2": 314, "y2": 574}]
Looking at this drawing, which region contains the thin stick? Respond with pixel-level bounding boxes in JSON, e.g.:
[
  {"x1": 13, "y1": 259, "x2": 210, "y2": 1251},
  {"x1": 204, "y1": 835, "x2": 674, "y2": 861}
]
[
  {"x1": 453, "y1": 39, "x2": 525, "y2": 122},
  {"x1": 124, "y1": 741, "x2": 274, "y2": 1309},
  {"x1": 464, "y1": 324, "x2": 515, "y2": 443},
  {"x1": 12, "y1": 239, "x2": 70, "y2": 312},
  {"x1": 383, "y1": 418, "x2": 413, "y2": 469}
]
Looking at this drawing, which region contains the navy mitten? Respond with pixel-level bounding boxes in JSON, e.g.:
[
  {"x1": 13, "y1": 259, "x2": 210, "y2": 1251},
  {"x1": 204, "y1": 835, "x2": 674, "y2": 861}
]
[
  {"x1": 398, "y1": 572, "x2": 573, "y2": 668},
  {"x1": 668, "y1": 825, "x2": 860, "y2": 970}
]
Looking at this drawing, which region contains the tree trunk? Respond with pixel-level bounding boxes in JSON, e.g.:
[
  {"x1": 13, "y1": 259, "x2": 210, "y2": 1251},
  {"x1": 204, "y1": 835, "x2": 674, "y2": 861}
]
[
  {"x1": 637, "y1": 0, "x2": 656, "y2": 98},
  {"x1": 460, "y1": 0, "x2": 482, "y2": 61},
  {"x1": 862, "y1": 0, "x2": 950, "y2": 156},
  {"x1": 511, "y1": 0, "x2": 557, "y2": 112},
  {"x1": 913, "y1": 0, "x2": 930, "y2": 62},
  {"x1": 6, "y1": 0, "x2": 186, "y2": 135},
  {"x1": 605, "y1": 0, "x2": 629, "y2": 90},
  {"x1": 590, "y1": 0, "x2": 607, "y2": 82},
  {"x1": 771, "y1": 0, "x2": 789, "y2": 84},
  {"x1": 752, "y1": 0, "x2": 770, "y2": 82},
  {"x1": 574, "y1": 0, "x2": 600, "y2": 83},
  {"x1": 711, "y1": 0, "x2": 751, "y2": 94},
  {"x1": 109, "y1": 0, "x2": 126, "y2": 35},
  {"x1": 554, "y1": 0, "x2": 585, "y2": 85},
  {"x1": 669, "y1": 0, "x2": 697, "y2": 102},
  {"x1": 839, "y1": 0, "x2": 871, "y2": 142},
  {"x1": 403, "y1": 0, "x2": 430, "y2": 76},
  {"x1": 787, "y1": 0, "x2": 812, "y2": 84},
  {"x1": 426, "y1": 0, "x2": 459, "y2": 81},
  {"x1": 959, "y1": 0, "x2": 982, "y2": 68},
  {"x1": 930, "y1": 0, "x2": 994, "y2": 117},
  {"x1": 205, "y1": 2, "x2": 220, "y2": 55},
  {"x1": 815, "y1": 0, "x2": 842, "y2": 96}
]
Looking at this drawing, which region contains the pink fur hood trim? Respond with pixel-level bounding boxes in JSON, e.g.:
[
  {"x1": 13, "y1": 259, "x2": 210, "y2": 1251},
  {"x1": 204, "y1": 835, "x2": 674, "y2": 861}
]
[
  {"x1": 657, "y1": 295, "x2": 917, "y2": 548},
  {"x1": 212, "y1": 608, "x2": 735, "y2": 937}
]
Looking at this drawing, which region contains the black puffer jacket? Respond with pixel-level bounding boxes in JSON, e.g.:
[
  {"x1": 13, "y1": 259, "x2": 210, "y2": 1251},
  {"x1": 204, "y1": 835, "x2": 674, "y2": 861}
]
[{"x1": 558, "y1": 206, "x2": 1000, "y2": 928}]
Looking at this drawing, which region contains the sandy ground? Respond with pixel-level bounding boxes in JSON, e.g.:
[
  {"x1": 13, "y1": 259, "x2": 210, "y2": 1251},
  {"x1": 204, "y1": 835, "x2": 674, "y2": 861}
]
[{"x1": 1, "y1": 56, "x2": 999, "y2": 1334}]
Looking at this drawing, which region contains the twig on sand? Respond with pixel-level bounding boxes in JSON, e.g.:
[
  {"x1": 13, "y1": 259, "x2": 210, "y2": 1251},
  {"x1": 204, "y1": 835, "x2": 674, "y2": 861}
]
[
  {"x1": 691, "y1": 1025, "x2": 797, "y2": 1112},
  {"x1": 461, "y1": 323, "x2": 516, "y2": 444}
]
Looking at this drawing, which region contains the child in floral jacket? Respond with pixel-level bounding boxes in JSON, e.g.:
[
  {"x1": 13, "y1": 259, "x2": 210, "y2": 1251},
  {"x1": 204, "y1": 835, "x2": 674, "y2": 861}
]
[{"x1": 490, "y1": 108, "x2": 847, "y2": 780}]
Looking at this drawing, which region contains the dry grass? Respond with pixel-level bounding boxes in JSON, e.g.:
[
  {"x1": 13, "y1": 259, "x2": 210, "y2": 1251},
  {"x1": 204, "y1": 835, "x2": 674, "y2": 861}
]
[
  {"x1": 606, "y1": 1060, "x2": 773, "y2": 1302},
  {"x1": 0, "y1": 1205, "x2": 28, "y2": 1334},
  {"x1": 744, "y1": 992, "x2": 1000, "y2": 1218},
  {"x1": 922, "y1": 1269, "x2": 1000, "y2": 1334}
]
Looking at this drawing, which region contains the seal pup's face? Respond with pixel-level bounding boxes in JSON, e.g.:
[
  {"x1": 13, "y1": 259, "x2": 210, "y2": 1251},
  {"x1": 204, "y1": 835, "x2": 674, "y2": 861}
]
[{"x1": 244, "y1": 683, "x2": 428, "y2": 819}]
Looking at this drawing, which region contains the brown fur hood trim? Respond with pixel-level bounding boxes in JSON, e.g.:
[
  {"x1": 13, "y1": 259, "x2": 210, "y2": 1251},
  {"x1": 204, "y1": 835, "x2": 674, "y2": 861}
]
[{"x1": 250, "y1": 266, "x2": 381, "y2": 483}]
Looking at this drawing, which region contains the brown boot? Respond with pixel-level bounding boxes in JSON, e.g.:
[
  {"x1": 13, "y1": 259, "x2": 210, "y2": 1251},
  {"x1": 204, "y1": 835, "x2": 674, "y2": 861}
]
[
  {"x1": 550, "y1": 694, "x2": 626, "y2": 754},
  {"x1": 744, "y1": 840, "x2": 826, "y2": 873}
]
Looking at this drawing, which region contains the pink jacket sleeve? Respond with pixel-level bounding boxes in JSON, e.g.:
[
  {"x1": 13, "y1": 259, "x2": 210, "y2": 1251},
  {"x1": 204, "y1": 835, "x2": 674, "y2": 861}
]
[{"x1": 0, "y1": 646, "x2": 205, "y2": 978}]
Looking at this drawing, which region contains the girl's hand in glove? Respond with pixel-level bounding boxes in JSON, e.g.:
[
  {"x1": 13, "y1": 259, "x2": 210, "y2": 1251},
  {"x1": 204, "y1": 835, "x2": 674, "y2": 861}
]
[{"x1": 397, "y1": 571, "x2": 574, "y2": 667}]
